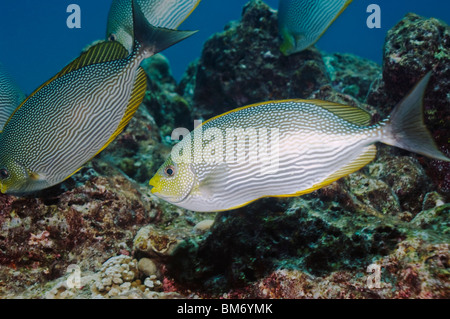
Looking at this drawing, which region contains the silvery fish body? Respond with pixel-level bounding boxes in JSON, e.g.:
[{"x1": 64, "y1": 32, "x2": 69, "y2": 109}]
[
  {"x1": 0, "y1": 63, "x2": 26, "y2": 131},
  {"x1": 107, "y1": 0, "x2": 201, "y2": 52},
  {"x1": 278, "y1": 0, "x2": 353, "y2": 55},
  {"x1": 149, "y1": 73, "x2": 449, "y2": 212},
  {"x1": 0, "y1": 1, "x2": 196, "y2": 194}
]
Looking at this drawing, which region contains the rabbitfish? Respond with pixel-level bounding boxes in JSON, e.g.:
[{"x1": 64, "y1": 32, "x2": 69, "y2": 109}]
[
  {"x1": 149, "y1": 72, "x2": 449, "y2": 212},
  {"x1": 278, "y1": 0, "x2": 353, "y2": 55}
]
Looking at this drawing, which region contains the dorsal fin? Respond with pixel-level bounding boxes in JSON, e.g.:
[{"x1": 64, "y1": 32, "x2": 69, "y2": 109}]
[
  {"x1": 29, "y1": 41, "x2": 129, "y2": 96},
  {"x1": 56, "y1": 41, "x2": 129, "y2": 79},
  {"x1": 1, "y1": 41, "x2": 129, "y2": 133},
  {"x1": 309, "y1": 99, "x2": 372, "y2": 126}
]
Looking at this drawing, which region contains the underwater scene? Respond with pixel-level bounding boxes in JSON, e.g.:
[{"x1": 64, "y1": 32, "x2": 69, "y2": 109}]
[{"x1": 0, "y1": 0, "x2": 448, "y2": 300}]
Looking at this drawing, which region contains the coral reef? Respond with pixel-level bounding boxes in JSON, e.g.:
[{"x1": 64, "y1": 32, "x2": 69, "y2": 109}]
[
  {"x1": 141, "y1": 54, "x2": 194, "y2": 139},
  {"x1": 366, "y1": 13, "x2": 450, "y2": 197},
  {"x1": 0, "y1": 1, "x2": 448, "y2": 299},
  {"x1": 178, "y1": 0, "x2": 330, "y2": 120},
  {"x1": 236, "y1": 235, "x2": 448, "y2": 299},
  {"x1": 0, "y1": 161, "x2": 156, "y2": 296}
]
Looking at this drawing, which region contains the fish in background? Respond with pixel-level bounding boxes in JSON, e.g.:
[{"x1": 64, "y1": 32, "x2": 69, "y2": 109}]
[
  {"x1": 0, "y1": 0, "x2": 196, "y2": 195},
  {"x1": 0, "y1": 63, "x2": 26, "y2": 131},
  {"x1": 107, "y1": 0, "x2": 202, "y2": 52},
  {"x1": 278, "y1": 0, "x2": 353, "y2": 55},
  {"x1": 149, "y1": 72, "x2": 449, "y2": 212}
]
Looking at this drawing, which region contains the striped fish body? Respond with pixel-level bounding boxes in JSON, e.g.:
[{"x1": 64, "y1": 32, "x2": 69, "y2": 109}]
[
  {"x1": 0, "y1": 63, "x2": 26, "y2": 131},
  {"x1": 0, "y1": 43, "x2": 146, "y2": 194},
  {"x1": 0, "y1": 0, "x2": 196, "y2": 194},
  {"x1": 151, "y1": 100, "x2": 382, "y2": 212},
  {"x1": 278, "y1": 0, "x2": 353, "y2": 55},
  {"x1": 149, "y1": 73, "x2": 449, "y2": 212},
  {"x1": 107, "y1": 0, "x2": 201, "y2": 52}
]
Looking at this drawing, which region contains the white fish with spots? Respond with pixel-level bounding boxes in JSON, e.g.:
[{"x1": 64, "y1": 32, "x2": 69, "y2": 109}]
[{"x1": 149, "y1": 72, "x2": 449, "y2": 212}]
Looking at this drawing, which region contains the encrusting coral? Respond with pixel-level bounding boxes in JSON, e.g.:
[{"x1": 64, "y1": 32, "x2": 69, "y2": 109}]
[{"x1": 0, "y1": 0, "x2": 448, "y2": 299}]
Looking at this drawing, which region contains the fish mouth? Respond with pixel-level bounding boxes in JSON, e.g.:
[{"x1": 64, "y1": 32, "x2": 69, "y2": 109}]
[
  {"x1": 149, "y1": 175, "x2": 160, "y2": 195},
  {"x1": 0, "y1": 182, "x2": 6, "y2": 194},
  {"x1": 148, "y1": 174, "x2": 191, "y2": 204}
]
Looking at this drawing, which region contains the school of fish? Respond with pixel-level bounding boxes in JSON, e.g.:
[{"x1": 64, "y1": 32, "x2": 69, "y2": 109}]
[{"x1": 0, "y1": 0, "x2": 448, "y2": 216}]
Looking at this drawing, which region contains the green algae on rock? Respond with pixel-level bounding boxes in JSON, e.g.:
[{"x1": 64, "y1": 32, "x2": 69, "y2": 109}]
[
  {"x1": 1, "y1": 1, "x2": 449, "y2": 300},
  {"x1": 141, "y1": 54, "x2": 194, "y2": 140},
  {"x1": 366, "y1": 13, "x2": 450, "y2": 197}
]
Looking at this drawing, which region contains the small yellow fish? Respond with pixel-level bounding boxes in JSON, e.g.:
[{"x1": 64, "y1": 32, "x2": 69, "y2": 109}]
[
  {"x1": 278, "y1": 0, "x2": 353, "y2": 55},
  {"x1": 149, "y1": 72, "x2": 449, "y2": 212}
]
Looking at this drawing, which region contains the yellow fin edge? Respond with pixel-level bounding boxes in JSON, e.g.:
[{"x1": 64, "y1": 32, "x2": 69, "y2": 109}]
[
  {"x1": 309, "y1": 0, "x2": 354, "y2": 48},
  {"x1": 63, "y1": 67, "x2": 147, "y2": 182},
  {"x1": 91, "y1": 66, "x2": 147, "y2": 159},
  {"x1": 201, "y1": 98, "x2": 371, "y2": 128},
  {"x1": 221, "y1": 144, "x2": 377, "y2": 212},
  {"x1": 1, "y1": 41, "x2": 129, "y2": 133},
  {"x1": 177, "y1": 0, "x2": 202, "y2": 28}
]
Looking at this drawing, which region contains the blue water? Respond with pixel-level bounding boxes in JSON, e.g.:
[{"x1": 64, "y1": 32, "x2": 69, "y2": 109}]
[{"x1": 0, "y1": 0, "x2": 448, "y2": 95}]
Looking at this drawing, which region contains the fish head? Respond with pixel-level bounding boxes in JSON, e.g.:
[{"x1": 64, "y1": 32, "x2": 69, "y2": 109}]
[
  {"x1": 149, "y1": 156, "x2": 196, "y2": 204},
  {"x1": 0, "y1": 155, "x2": 31, "y2": 194},
  {"x1": 280, "y1": 27, "x2": 296, "y2": 56},
  {"x1": 0, "y1": 154, "x2": 50, "y2": 194}
]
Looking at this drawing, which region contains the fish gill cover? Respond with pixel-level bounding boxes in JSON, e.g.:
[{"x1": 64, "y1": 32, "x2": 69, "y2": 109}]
[{"x1": 0, "y1": 0, "x2": 448, "y2": 299}]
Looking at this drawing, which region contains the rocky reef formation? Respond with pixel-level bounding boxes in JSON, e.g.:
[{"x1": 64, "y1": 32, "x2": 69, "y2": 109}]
[
  {"x1": 367, "y1": 13, "x2": 450, "y2": 197},
  {"x1": 178, "y1": 0, "x2": 330, "y2": 120},
  {"x1": 0, "y1": 0, "x2": 448, "y2": 299}
]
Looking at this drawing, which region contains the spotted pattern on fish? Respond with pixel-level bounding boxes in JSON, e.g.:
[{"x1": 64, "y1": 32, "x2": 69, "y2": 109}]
[
  {"x1": 150, "y1": 73, "x2": 449, "y2": 212},
  {"x1": 278, "y1": 0, "x2": 353, "y2": 55},
  {"x1": 0, "y1": 63, "x2": 25, "y2": 131},
  {"x1": 155, "y1": 100, "x2": 382, "y2": 211}
]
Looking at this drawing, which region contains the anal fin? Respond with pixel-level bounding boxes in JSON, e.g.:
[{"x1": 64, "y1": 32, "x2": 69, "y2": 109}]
[
  {"x1": 279, "y1": 144, "x2": 378, "y2": 198},
  {"x1": 93, "y1": 66, "x2": 147, "y2": 157}
]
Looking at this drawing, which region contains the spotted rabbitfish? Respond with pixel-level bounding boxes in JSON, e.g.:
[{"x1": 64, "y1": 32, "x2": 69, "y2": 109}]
[
  {"x1": 0, "y1": 62, "x2": 26, "y2": 131},
  {"x1": 278, "y1": 0, "x2": 353, "y2": 55},
  {"x1": 0, "y1": 1, "x2": 197, "y2": 195},
  {"x1": 149, "y1": 72, "x2": 449, "y2": 212},
  {"x1": 107, "y1": 0, "x2": 201, "y2": 52}
]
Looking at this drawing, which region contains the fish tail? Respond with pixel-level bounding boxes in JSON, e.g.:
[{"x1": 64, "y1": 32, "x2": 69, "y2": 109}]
[
  {"x1": 381, "y1": 71, "x2": 449, "y2": 162},
  {"x1": 132, "y1": 0, "x2": 197, "y2": 59}
]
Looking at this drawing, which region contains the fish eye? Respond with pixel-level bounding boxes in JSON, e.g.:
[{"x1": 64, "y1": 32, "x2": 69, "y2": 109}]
[
  {"x1": 164, "y1": 165, "x2": 176, "y2": 177},
  {"x1": 0, "y1": 168, "x2": 9, "y2": 179},
  {"x1": 108, "y1": 34, "x2": 117, "y2": 42}
]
